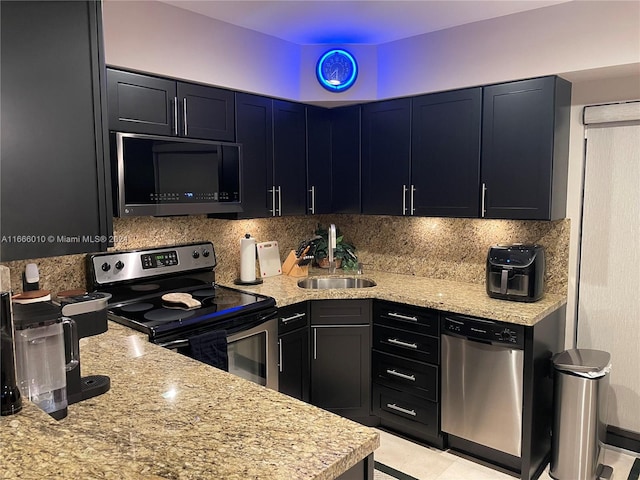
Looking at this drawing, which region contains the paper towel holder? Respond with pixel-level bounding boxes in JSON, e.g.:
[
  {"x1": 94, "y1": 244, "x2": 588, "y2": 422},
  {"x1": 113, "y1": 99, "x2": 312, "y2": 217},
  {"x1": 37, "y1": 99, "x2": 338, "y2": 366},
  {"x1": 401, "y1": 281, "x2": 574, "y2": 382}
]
[{"x1": 234, "y1": 233, "x2": 263, "y2": 285}]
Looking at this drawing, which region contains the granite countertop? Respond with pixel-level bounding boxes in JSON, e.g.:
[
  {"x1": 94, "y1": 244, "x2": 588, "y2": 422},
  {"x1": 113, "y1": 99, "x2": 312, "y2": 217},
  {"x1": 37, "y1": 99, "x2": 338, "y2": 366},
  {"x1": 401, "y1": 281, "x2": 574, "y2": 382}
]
[
  {"x1": 226, "y1": 270, "x2": 566, "y2": 326},
  {"x1": 0, "y1": 322, "x2": 379, "y2": 479}
]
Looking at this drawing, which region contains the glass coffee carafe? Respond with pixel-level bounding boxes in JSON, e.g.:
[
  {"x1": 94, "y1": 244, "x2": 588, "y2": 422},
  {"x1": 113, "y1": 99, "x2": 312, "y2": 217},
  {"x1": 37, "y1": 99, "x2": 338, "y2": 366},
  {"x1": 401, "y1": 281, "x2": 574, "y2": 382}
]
[{"x1": 14, "y1": 308, "x2": 78, "y2": 420}]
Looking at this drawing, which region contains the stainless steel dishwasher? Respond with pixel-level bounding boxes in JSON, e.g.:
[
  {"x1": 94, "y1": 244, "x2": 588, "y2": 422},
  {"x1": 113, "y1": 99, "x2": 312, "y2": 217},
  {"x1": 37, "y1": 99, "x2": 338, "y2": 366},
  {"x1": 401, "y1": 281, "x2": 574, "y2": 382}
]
[{"x1": 441, "y1": 315, "x2": 525, "y2": 458}]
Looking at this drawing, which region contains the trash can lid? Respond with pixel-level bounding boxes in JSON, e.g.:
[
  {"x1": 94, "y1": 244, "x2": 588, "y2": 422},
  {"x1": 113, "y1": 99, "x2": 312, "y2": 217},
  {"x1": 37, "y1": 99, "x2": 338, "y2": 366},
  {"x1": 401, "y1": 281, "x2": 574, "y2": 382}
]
[{"x1": 552, "y1": 349, "x2": 611, "y2": 375}]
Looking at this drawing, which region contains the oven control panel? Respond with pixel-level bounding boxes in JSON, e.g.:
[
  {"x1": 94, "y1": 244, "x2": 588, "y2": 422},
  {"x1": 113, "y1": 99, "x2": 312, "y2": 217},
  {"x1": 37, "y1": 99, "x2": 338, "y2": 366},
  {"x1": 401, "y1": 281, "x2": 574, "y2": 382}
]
[{"x1": 88, "y1": 242, "x2": 217, "y2": 286}]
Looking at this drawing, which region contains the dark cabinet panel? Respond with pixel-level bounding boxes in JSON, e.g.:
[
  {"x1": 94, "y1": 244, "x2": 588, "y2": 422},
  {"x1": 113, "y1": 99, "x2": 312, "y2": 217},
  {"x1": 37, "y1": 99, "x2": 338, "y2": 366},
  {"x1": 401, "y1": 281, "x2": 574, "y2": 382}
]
[
  {"x1": 411, "y1": 88, "x2": 482, "y2": 217},
  {"x1": 279, "y1": 327, "x2": 309, "y2": 402},
  {"x1": 310, "y1": 300, "x2": 372, "y2": 421},
  {"x1": 481, "y1": 76, "x2": 571, "y2": 220},
  {"x1": 306, "y1": 106, "x2": 332, "y2": 215},
  {"x1": 273, "y1": 100, "x2": 307, "y2": 216},
  {"x1": 177, "y1": 83, "x2": 235, "y2": 141},
  {"x1": 1, "y1": 1, "x2": 111, "y2": 261},
  {"x1": 331, "y1": 106, "x2": 361, "y2": 214},
  {"x1": 235, "y1": 92, "x2": 273, "y2": 218},
  {"x1": 107, "y1": 69, "x2": 235, "y2": 141},
  {"x1": 107, "y1": 69, "x2": 176, "y2": 136},
  {"x1": 361, "y1": 98, "x2": 411, "y2": 215},
  {"x1": 277, "y1": 303, "x2": 309, "y2": 402}
]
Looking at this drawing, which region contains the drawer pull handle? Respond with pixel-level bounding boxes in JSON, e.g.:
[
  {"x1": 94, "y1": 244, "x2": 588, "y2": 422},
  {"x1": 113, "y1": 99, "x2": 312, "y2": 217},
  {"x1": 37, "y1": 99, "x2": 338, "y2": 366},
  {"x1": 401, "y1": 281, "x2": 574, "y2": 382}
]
[
  {"x1": 387, "y1": 403, "x2": 417, "y2": 416},
  {"x1": 388, "y1": 312, "x2": 418, "y2": 322},
  {"x1": 281, "y1": 312, "x2": 305, "y2": 324},
  {"x1": 386, "y1": 369, "x2": 416, "y2": 381},
  {"x1": 388, "y1": 338, "x2": 418, "y2": 349}
]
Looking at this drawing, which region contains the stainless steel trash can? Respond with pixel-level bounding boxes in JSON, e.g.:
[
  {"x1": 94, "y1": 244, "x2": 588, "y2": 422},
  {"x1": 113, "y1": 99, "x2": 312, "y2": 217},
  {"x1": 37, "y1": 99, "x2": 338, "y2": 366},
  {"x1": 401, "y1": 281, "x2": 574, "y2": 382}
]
[{"x1": 550, "y1": 349, "x2": 612, "y2": 480}]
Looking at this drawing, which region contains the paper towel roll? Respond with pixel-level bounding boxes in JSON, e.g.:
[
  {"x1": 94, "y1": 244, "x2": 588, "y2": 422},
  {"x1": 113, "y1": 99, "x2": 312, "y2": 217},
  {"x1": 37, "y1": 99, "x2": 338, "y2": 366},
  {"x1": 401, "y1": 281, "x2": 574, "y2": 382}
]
[{"x1": 239, "y1": 234, "x2": 257, "y2": 282}]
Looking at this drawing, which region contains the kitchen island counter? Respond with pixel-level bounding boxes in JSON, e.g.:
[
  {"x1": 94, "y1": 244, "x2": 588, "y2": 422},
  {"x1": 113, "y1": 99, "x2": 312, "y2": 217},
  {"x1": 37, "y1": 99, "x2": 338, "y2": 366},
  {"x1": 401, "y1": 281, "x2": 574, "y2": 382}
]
[
  {"x1": 0, "y1": 322, "x2": 379, "y2": 479},
  {"x1": 227, "y1": 270, "x2": 566, "y2": 326}
]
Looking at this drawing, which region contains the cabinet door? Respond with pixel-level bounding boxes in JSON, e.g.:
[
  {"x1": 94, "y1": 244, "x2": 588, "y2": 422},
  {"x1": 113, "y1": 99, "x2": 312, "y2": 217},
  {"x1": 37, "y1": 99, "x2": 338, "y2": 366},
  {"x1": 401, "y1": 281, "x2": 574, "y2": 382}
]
[
  {"x1": 107, "y1": 69, "x2": 176, "y2": 136},
  {"x1": 361, "y1": 98, "x2": 411, "y2": 215},
  {"x1": 306, "y1": 106, "x2": 332, "y2": 215},
  {"x1": 177, "y1": 82, "x2": 235, "y2": 141},
  {"x1": 278, "y1": 328, "x2": 309, "y2": 402},
  {"x1": 1, "y1": 1, "x2": 111, "y2": 261},
  {"x1": 311, "y1": 325, "x2": 371, "y2": 420},
  {"x1": 273, "y1": 100, "x2": 307, "y2": 216},
  {"x1": 235, "y1": 93, "x2": 273, "y2": 218},
  {"x1": 481, "y1": 76, "x2": 571, "y2": 220},
  {"x1": 411, "y1": 88, "x2": 482, "y2": 217},
  {"x1": 331, "y1": 106, "x2": 361, "y2": 214}
]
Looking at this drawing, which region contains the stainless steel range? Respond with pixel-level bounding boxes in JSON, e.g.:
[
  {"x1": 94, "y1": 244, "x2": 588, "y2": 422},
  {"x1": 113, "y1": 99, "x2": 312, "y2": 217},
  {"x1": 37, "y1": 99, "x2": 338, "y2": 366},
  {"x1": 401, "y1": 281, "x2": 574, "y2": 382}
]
[{"x1": 87, "y1": 242, "x2": 278, "y2": 390}]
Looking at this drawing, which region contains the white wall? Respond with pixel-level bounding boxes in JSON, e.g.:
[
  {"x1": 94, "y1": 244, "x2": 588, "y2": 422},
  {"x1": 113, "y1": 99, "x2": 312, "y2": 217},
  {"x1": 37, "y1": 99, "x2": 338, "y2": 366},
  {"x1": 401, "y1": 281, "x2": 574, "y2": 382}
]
[{"x1": 102, "y1": 0, "x2": 301, "y2": 99}]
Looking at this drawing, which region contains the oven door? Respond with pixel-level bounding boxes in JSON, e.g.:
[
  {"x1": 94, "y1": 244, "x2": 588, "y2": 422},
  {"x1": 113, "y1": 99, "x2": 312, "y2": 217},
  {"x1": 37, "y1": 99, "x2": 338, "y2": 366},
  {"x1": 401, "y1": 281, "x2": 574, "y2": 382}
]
[{"x1": 227, "y1": 318, "x2": 278, "y2": 391}]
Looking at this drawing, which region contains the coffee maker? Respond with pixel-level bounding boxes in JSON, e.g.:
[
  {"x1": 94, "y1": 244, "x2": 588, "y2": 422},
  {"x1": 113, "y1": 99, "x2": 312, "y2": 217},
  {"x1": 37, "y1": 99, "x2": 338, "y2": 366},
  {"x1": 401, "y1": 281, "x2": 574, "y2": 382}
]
[
  {"x1": 13, "y1": 292, "x2": 111, "y2": 418},
  {"x1": 486, "y1": 244, "x2": 545, "y2": 302}
]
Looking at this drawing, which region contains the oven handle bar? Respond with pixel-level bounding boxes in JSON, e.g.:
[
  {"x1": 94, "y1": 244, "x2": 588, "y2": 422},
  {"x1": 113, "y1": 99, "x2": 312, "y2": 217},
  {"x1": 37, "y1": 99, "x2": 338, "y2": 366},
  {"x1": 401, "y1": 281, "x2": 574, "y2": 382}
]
[{"x1": 157, "y1": 338, "x2": 190, "y2": 349}]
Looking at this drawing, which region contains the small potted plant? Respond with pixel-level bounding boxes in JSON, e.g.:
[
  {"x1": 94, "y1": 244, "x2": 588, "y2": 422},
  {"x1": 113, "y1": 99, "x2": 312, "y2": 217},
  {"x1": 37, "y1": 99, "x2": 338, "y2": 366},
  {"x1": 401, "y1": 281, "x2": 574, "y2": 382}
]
[{"x1": 310, "y1": 224, "x2": 358, "y2": 271}]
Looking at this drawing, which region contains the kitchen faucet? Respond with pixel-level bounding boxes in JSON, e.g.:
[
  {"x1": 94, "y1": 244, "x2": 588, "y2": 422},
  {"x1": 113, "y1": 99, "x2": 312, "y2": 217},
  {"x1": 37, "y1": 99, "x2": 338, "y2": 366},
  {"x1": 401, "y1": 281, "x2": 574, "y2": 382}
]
[{"x1": 328, "y1": 224, "x2": 337, "y2": 274}]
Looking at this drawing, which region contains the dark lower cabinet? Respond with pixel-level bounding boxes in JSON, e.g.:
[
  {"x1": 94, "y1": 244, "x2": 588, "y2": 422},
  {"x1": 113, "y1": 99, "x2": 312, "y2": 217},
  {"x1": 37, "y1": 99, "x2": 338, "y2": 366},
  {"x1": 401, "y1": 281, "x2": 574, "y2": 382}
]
[
  {"x1": 277, "y1": 303, "x2": 309, "y2": 402},
  {"x1": 372, "y1": 301, "x2": 444, "y2": 448},
  {"x1": 310, "y1": 300, "x2": 374, "y2": 424},
  {"x1": 1, "y1": 0, "x2": 112, "y2": 261}
]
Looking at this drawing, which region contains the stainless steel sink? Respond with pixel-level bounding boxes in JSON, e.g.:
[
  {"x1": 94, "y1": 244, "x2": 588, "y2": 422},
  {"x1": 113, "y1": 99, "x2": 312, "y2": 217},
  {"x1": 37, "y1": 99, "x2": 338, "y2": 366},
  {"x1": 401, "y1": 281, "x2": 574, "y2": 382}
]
[{"x1": 297, "y1": 277, "x2": 377, "y2": 289}]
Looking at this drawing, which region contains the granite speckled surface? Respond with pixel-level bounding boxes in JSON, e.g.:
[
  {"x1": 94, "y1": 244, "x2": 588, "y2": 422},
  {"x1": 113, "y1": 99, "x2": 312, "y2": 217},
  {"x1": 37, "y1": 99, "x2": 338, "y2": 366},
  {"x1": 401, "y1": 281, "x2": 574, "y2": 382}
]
[
  {"x1": 0, "y1": 215, "x2": 569, "y2": 298},
  {"x1": 0, "y1": 323, "x2": 379, "y2": 479},
  {"x1": 222, "y1": 269, "x2": 566, "y2": 326}
]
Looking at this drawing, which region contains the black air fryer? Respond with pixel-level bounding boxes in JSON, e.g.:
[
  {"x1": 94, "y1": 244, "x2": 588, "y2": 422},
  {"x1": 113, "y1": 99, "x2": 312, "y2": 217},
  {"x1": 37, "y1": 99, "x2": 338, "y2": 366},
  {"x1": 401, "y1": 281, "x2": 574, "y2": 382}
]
[{"x1": 486, "y1": 244, "x2": 545, "y2": 302}]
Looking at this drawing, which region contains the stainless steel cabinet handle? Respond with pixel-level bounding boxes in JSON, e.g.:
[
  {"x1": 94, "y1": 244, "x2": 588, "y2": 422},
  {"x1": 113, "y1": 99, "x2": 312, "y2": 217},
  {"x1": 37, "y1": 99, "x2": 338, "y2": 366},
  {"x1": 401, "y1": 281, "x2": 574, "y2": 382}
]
[
  {"x1": 183, "y1": 97, "x2": 188, "y2": 136},
  {"x1": 387, "y1": 403, "x2": 417, "y2": 416},
  {"x1": 268, "y1": 186, "x2": 277, "y2": 216},
  {"x1": 281, "y1": 312, "x2": 305, "y2": 324},
  {"x1": 402, "y1": 185, "x2": 408, "y2": 215},
  {"x1": 388, "y1": 312, "x2": 418, "y2": 322},
  {"x1": 309, "y1": 186, "x2": 315, "y2": 214},
  {"x1": 481, "y1": 182, "x2": 487, "y2": 218},
  {"x1": 410, "y1": 185, "x2": 416, "y2": 215},
  {"x1": 313, "y1": 328, "x2": 317, "y2": 360},
  {"x1": 386, "y1": 369, "x2": 416, "y2": 382},
  {"x1": 278, "y1": 338, "x2": 283, "y2": 373},
  {"x1": 388, "y1": 338, "x2": 418, "y2": 349},
  {"x1": 277, "y1": 186, "x2": 282, "y2": 216},
  {"x1": 173, "y1": 97, "x2": 178, "y2": 135}
]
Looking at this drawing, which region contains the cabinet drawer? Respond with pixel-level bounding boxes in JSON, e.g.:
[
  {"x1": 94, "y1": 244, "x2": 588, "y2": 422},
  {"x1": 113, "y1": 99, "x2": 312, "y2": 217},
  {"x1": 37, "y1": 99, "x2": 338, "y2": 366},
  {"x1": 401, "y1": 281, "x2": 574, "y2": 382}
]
[
  {"x1": 373, "y1": 384, "x2": 439, "y2": 437},
  {"x1": 277, "y1": 303, "x2": 309, "y2": 334},
  {"x1": 373, "y1": 324, "x2": 439, "y2": 364},
  {"x1": 374, "y1": 301, "x2": 439, "y2": 336},
  {"x1": 373, "y1": 351, "x2": 438, "y2": 402},
  {"x1": 311, "y1": 299, "x2": 371, "y2": 326}
]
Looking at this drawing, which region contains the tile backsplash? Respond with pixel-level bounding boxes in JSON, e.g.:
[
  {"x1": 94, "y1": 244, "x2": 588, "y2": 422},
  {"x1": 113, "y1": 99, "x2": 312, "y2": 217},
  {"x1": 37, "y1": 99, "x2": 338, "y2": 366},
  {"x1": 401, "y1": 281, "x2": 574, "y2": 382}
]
[{"x1": 1, "y1": 215, "x2": 569, "y2": 296}]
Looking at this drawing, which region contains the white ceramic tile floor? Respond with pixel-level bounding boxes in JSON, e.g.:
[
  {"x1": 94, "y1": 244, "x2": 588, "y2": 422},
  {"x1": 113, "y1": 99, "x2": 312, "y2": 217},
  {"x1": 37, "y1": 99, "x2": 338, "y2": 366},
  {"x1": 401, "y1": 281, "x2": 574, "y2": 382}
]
[{"x1": 373, "y1": 428, "x2": 640, "y2": 480}]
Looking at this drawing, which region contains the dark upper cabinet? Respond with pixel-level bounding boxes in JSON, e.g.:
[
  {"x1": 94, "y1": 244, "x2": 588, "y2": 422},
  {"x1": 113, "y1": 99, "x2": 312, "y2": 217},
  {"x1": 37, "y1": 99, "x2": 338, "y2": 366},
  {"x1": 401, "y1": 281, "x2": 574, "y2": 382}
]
[
  {"x1": 273, "y1": 100, "x2": 307, "y2": 216},
  {"x1": 481, "y1": 76, "x2": 571, "y2": 220},
  {"x1": 411, "y1": 88, "x2": 482, "y2": 218},
  {"x1": 361, "y1": 98, "x2": 411, "y2": 215},
  {"x1": 107, "y1": 69, "x2": 235, "y2": 141},
  {"x1": 234, "y1": 94, "x2": 307, "y2": 218},
  {"x1": 306, "y1": 106, "x2": 332, "y2": 215},
  {"x1": 330, "y1": 106, "x2": 362, "y2": 214},
  {"x1": 0, "y1": 1, "x2": 112, "y2": 261},
  {"x1": 235, "y1": 92, "x2": 273, "y2": 218}
]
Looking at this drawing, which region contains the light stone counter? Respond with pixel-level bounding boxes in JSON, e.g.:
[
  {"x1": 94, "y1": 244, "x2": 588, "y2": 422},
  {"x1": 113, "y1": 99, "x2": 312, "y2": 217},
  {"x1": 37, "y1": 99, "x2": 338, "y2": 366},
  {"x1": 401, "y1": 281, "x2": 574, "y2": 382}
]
[
  {"x1": 226, "y1": 270, "x2": 566, "y2": 326},
  {"x1": 0, "y1": 322, "x2": 379, "y2": 479}
]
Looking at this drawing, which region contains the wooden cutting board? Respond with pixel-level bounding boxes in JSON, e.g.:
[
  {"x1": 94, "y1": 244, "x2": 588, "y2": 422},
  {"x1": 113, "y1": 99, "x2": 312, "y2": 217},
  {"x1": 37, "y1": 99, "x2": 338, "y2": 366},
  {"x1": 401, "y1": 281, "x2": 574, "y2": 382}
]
[{"x1": 257, "y1": 241, "x2": 282, "y2": 277}]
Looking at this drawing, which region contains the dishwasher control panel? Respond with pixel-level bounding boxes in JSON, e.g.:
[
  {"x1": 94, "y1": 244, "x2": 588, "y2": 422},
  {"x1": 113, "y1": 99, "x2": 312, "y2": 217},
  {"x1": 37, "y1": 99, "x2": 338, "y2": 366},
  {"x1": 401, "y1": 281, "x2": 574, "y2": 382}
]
[{"x1": 442, "y1": 316, "x2": 525, "y2": 349}]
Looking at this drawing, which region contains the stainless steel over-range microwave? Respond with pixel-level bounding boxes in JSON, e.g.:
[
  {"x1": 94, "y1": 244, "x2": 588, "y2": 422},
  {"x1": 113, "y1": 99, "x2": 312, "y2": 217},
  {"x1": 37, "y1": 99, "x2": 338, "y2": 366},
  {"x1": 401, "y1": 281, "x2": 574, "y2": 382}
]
[{"x1": 111, "y1": 132, "x2": 242, "y2": 217}]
